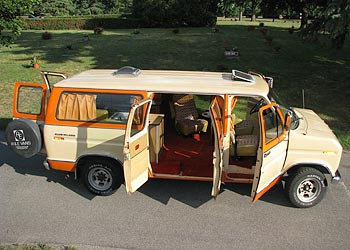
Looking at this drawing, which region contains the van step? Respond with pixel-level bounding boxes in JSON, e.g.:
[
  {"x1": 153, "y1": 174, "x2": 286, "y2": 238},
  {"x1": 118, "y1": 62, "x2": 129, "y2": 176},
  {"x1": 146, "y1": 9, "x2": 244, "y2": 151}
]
[
  {"x1": 229, "y1": 156, "x2": 256, "y2": 169},
  {"x1": 227, "y1": 173, "x2": 254, "y2": 179}
]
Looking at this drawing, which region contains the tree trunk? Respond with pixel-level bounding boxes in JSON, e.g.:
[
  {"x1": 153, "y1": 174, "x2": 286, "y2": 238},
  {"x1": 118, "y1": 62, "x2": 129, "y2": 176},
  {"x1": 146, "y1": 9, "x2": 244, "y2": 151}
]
[
  {"x1": 251, "y1": 2, "x2": 257, "y2": 22},
  {"x1": 239, "y1": 4, "x2": 243, "y2": 21},
  {"x1": 300, "y1": 7, "x2": 308, "y2": 29},
  {"x1": 251, "y1": 13, "x2": 256, "y2": 22}
]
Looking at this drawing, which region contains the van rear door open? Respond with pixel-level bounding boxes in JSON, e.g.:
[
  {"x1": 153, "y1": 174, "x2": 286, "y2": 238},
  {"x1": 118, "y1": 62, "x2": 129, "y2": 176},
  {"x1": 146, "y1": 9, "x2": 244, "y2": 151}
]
[{"x1": 12, "y1": 82, "x2": 48, "y2": 121}]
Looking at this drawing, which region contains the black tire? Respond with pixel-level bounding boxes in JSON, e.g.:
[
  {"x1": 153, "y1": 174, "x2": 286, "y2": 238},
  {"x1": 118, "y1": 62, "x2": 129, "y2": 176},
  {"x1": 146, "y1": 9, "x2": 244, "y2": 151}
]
[
  {"x1": 83, "y1": 159, "x2": 123, "y2": 196},
  {"x1": 5, "y1": 119, "x2": 42, "y2": 158},
  {"x1": 286, "y1": 167, "x2": 327, "y2": 208}
]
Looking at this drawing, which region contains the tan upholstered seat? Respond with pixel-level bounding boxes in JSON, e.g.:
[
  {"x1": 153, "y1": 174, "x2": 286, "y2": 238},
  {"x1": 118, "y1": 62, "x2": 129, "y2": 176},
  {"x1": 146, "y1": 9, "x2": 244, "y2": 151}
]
[
  {"x1": 172, "y1": 94, "x2": 208, "y2": 136},
  {"x1": 236, "y1": 135, "x2": 259, "y2": 156},
  {"x1": 235, "y1": 119, "x2": 254, "y2": 136}
]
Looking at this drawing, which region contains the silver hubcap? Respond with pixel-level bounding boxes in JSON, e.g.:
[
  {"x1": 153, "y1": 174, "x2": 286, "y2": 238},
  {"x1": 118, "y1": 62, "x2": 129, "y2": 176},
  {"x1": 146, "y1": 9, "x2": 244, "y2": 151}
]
[
  {"x1": 296, "y1": 177, "x2": 321, "y2": 203},
  {"x1": 88, "y1": 167, "x2": 112, "y2": 191}
]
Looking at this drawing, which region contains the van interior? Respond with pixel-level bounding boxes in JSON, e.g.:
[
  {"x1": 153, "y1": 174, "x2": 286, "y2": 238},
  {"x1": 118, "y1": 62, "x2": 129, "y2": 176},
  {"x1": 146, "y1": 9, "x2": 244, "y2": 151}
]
[{"x1": 148, "y1": 93, "x2": 260, "y2": 183}]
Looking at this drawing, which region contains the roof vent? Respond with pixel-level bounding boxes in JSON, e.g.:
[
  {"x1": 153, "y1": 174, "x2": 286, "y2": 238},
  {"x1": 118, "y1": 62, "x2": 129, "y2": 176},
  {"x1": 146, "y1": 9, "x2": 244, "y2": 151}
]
[
  {"x1": 113, "y1": 66, "x2": 141, "y2": 77},
  {"x1": 232, "y1": 69, "x2": 255, "y2": 83}
]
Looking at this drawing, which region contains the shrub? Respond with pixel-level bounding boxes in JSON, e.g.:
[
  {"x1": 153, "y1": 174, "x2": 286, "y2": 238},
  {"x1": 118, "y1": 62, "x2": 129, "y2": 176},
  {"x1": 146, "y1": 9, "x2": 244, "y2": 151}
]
[
  {"x1": 260, "y1": 28, "x2": 268, "y2": 36},
  {"x1": 288, "y1": 26, "x2": 295, "y2": 34},
  {"x1": 42, "y1": 31, "x2": 52, "y2": 40},
  {"x1": 264, "y1": 35, "x2": 273, "y2": 45},
  {"x1": 132, "y1": 29, "x2": 140, "y2": 34},
  {"x1": 94, "y1": 27, "x2": 104, "y2": 34},
  {"x1": 247, "y1": 26, "x2": 255, "y2": 32},
  {"x1": 24, "y1": 17, "x2": 142, "y2": 30}
]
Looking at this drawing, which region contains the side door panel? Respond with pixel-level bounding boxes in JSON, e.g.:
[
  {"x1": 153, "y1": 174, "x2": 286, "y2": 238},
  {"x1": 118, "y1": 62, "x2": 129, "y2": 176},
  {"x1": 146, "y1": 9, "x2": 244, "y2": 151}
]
[
  {"x1": 123, "y1": 98, "x2": 152, "y2": 194},
  {"x1": 252, "y1": 103, "x2": 288, "y2": 202},
  {"x1": 210, "y1": 96, "x2": 225, "y2": 198}
]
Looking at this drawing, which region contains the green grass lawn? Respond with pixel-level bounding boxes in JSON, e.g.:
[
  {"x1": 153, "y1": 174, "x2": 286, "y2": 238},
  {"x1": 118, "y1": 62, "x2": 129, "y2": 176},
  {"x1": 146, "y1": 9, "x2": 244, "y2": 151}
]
[{"x1": 0, "y1": 19, "x2": 349, "y2": 149}]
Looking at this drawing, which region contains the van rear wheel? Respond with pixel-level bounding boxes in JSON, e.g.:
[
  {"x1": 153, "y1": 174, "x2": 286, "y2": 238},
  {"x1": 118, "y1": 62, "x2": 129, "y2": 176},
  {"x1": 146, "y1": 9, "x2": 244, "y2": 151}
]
[
  {"x1": 84, "y1": 159, "x2": 123, "y2": 196},
  {"x1": 286, "y1": 167, "x2": 326, "y2": 208}
]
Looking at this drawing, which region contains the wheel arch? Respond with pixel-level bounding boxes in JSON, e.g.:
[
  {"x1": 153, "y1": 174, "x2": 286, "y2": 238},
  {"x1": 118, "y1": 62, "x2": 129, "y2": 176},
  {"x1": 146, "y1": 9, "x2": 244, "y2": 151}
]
[
  {"x1": 286, "y1": 163, "x2": 331, "y2": 186},
  {"x1": 75, "y1": 154, "x2": 123, "y2": 179}
]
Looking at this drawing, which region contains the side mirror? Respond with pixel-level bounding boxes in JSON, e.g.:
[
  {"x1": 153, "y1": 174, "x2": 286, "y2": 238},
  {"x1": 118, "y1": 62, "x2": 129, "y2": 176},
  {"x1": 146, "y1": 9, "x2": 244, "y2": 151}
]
[
  {"x1": 265, "y1": 76, "x2": 273, "y2": 88},
  {"x1": 284, "y1": 112, "x2": 292, "y2": 131}
]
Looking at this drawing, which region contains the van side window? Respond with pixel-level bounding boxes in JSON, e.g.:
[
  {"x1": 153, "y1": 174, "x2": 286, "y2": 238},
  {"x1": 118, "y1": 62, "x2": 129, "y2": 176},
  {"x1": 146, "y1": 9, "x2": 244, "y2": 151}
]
[
  {"x1": 17, "y1": 86, "x2": 43, "y2": 115},
  {"x1": 56, "y1": 92, "x2": 142, "y2": 124}
]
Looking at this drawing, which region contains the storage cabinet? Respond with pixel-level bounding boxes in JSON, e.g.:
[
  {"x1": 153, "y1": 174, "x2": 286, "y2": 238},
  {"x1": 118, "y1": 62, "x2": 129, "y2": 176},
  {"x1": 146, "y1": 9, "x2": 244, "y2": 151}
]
[{"x1": 149, "y1": 114, "x2": 164, "y2": 163}]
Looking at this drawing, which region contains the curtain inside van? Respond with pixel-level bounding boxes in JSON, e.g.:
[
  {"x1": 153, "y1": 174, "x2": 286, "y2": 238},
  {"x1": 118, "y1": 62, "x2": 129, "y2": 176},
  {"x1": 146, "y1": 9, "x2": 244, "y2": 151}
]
[{"x1": 57, "y1": 93, "x2": 97, "y2": 121}]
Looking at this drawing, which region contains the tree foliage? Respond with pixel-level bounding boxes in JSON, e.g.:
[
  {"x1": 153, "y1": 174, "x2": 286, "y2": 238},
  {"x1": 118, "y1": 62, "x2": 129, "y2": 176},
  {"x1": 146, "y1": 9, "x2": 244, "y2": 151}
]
[
  {"x1": 40, "y1": 0, "x2": 127, "y2": 16},
  {"x1": 0, "y1": 0, "x2": 40, "y2": 46},
  {"x1": 300, "y1": 0, "x2": 349, "y2": 49},
  {"x1": 217, "y1": 0, "x2": 249, "y2": 20},
  {"x1": 42, "y1": 0, "x2": 76, "y2": 16},
  {"x1": 260, "y1": 0, "x2": 288, "y2": 20},
  {"x1": 132, "y1": 0, "x2": 218, "y2": 27}
]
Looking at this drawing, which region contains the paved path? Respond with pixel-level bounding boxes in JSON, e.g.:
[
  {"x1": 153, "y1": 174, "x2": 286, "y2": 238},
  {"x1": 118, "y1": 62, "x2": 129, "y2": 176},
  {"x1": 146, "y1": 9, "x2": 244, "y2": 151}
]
[{"x1": 1, "y1": 132, "x2": 350, "y2": 250}]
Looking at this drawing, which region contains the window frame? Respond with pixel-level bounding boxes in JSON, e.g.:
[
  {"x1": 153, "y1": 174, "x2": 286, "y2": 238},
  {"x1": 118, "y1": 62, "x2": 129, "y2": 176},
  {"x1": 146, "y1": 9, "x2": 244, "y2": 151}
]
[
  {"x1": 259, "y1": 103, "x2": 287, "y2": 152},
  {"x1": 45, "y1": 88, "x2": 148, "y2": 129}
]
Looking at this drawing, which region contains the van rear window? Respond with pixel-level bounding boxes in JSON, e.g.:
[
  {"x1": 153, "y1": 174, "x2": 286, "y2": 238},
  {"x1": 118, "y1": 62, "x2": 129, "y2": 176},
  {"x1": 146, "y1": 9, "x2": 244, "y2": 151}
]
[
  {"x1": 17, "y1": 86, "x2": 43, "y2": 115},
  {"x1": 56, "y1": 92, "x2": 142, "y2": 124}
]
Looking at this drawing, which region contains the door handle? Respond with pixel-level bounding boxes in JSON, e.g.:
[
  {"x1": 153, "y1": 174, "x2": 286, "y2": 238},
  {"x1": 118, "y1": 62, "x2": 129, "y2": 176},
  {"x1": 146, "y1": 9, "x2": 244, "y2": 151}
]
[{"x1": 264, "y1": 151, "x2": 271, "y2": 158}]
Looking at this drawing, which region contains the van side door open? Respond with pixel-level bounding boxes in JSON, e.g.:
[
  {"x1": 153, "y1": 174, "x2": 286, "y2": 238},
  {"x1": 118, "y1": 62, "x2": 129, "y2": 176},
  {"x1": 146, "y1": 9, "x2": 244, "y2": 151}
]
[
  {"x1": 123, "y1": 98, "x2": 152, "y2": 194},
  {"x1": 252, "y1": 103, "x2": 289, "y2": 201},
  {"x1": 210, "y1": 96, "x2": 225, "y2": 198}
]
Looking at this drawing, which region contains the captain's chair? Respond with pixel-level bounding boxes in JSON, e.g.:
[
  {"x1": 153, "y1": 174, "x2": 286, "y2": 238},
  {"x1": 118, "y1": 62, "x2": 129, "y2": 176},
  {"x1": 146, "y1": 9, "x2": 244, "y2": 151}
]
[{"x1": 172, "y1": 94, "x2": 208, "y2": 136}]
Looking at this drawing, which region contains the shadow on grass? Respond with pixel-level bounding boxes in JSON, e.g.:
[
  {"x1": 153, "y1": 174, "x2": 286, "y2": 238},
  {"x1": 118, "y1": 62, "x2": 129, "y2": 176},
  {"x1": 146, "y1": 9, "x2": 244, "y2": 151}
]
[{"x1": 11, "y1": 25, "x2": 302, "y2": 72}]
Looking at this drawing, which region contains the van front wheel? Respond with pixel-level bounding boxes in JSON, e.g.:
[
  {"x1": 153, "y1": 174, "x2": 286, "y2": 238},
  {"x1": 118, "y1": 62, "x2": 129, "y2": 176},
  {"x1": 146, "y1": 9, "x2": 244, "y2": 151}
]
[
  {"x1": 286, "y1": 167, "x2": 326, "y2": 208},
  {"x1": 84, "y1": 159, "x2": 123, "y2": 196}
]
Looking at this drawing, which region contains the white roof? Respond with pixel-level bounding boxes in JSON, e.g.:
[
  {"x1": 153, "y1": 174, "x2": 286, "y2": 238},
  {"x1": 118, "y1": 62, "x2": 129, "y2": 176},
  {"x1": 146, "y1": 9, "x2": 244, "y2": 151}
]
[{"x1": 54, "y1": 69, "x2": 269, "y2": 96}]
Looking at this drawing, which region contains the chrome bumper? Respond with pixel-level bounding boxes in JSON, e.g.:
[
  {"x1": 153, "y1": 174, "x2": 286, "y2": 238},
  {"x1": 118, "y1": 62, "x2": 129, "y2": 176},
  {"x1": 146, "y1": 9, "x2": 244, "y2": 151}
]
[
  {"x1": 43, "y1": 160, "x2": 51, "y2": 171},
  {"x1": 332, "y1": 170, "x2": 341, "y2": 184}
]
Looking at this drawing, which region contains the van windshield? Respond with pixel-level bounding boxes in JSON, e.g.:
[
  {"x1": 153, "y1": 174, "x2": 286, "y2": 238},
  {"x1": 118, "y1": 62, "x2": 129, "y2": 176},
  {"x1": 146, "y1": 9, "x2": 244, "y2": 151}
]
[{"x1": 268, "y1": 88, "x2": 300, "y2": 130}]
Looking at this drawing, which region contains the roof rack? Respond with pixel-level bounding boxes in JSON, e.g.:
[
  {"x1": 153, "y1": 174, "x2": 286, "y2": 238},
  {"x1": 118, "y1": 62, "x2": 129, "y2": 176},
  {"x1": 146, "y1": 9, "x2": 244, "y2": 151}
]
[
  {"x1": 231, "y1": 69, "x2": 255, "y2": 83},
  {"x1": 113, "y1": 66, "x2": 141, "y2": 77}
]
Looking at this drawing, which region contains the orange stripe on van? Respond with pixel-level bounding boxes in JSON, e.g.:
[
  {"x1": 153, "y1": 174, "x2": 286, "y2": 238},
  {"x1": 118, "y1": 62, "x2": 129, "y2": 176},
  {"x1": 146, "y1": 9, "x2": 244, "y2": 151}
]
[
  {"x1": 48, "y1": 160, "x2": 75, "y2": 172},
  {"x1": 252, "y1": 175, "x2": 282, "y2": 202}
]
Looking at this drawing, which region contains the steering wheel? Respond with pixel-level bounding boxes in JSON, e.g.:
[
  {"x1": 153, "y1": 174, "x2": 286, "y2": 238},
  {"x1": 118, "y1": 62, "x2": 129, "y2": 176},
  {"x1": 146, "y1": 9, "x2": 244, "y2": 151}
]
[{"x1": 249, "y1": 99, "x2": 264, "y2": 114}]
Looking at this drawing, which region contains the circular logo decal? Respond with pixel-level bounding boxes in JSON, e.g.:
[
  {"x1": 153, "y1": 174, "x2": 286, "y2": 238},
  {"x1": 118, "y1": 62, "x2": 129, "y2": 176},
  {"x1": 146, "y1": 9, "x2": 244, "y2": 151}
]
[{"x1": 13, "y1": 130, "x2": 25, "y2": 141}]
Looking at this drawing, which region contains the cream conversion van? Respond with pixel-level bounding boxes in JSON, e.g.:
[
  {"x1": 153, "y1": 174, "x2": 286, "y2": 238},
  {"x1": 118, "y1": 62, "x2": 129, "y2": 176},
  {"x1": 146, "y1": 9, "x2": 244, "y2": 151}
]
[{"x1": 6, "y1": 67, "x2": 342, "y2": 208}]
